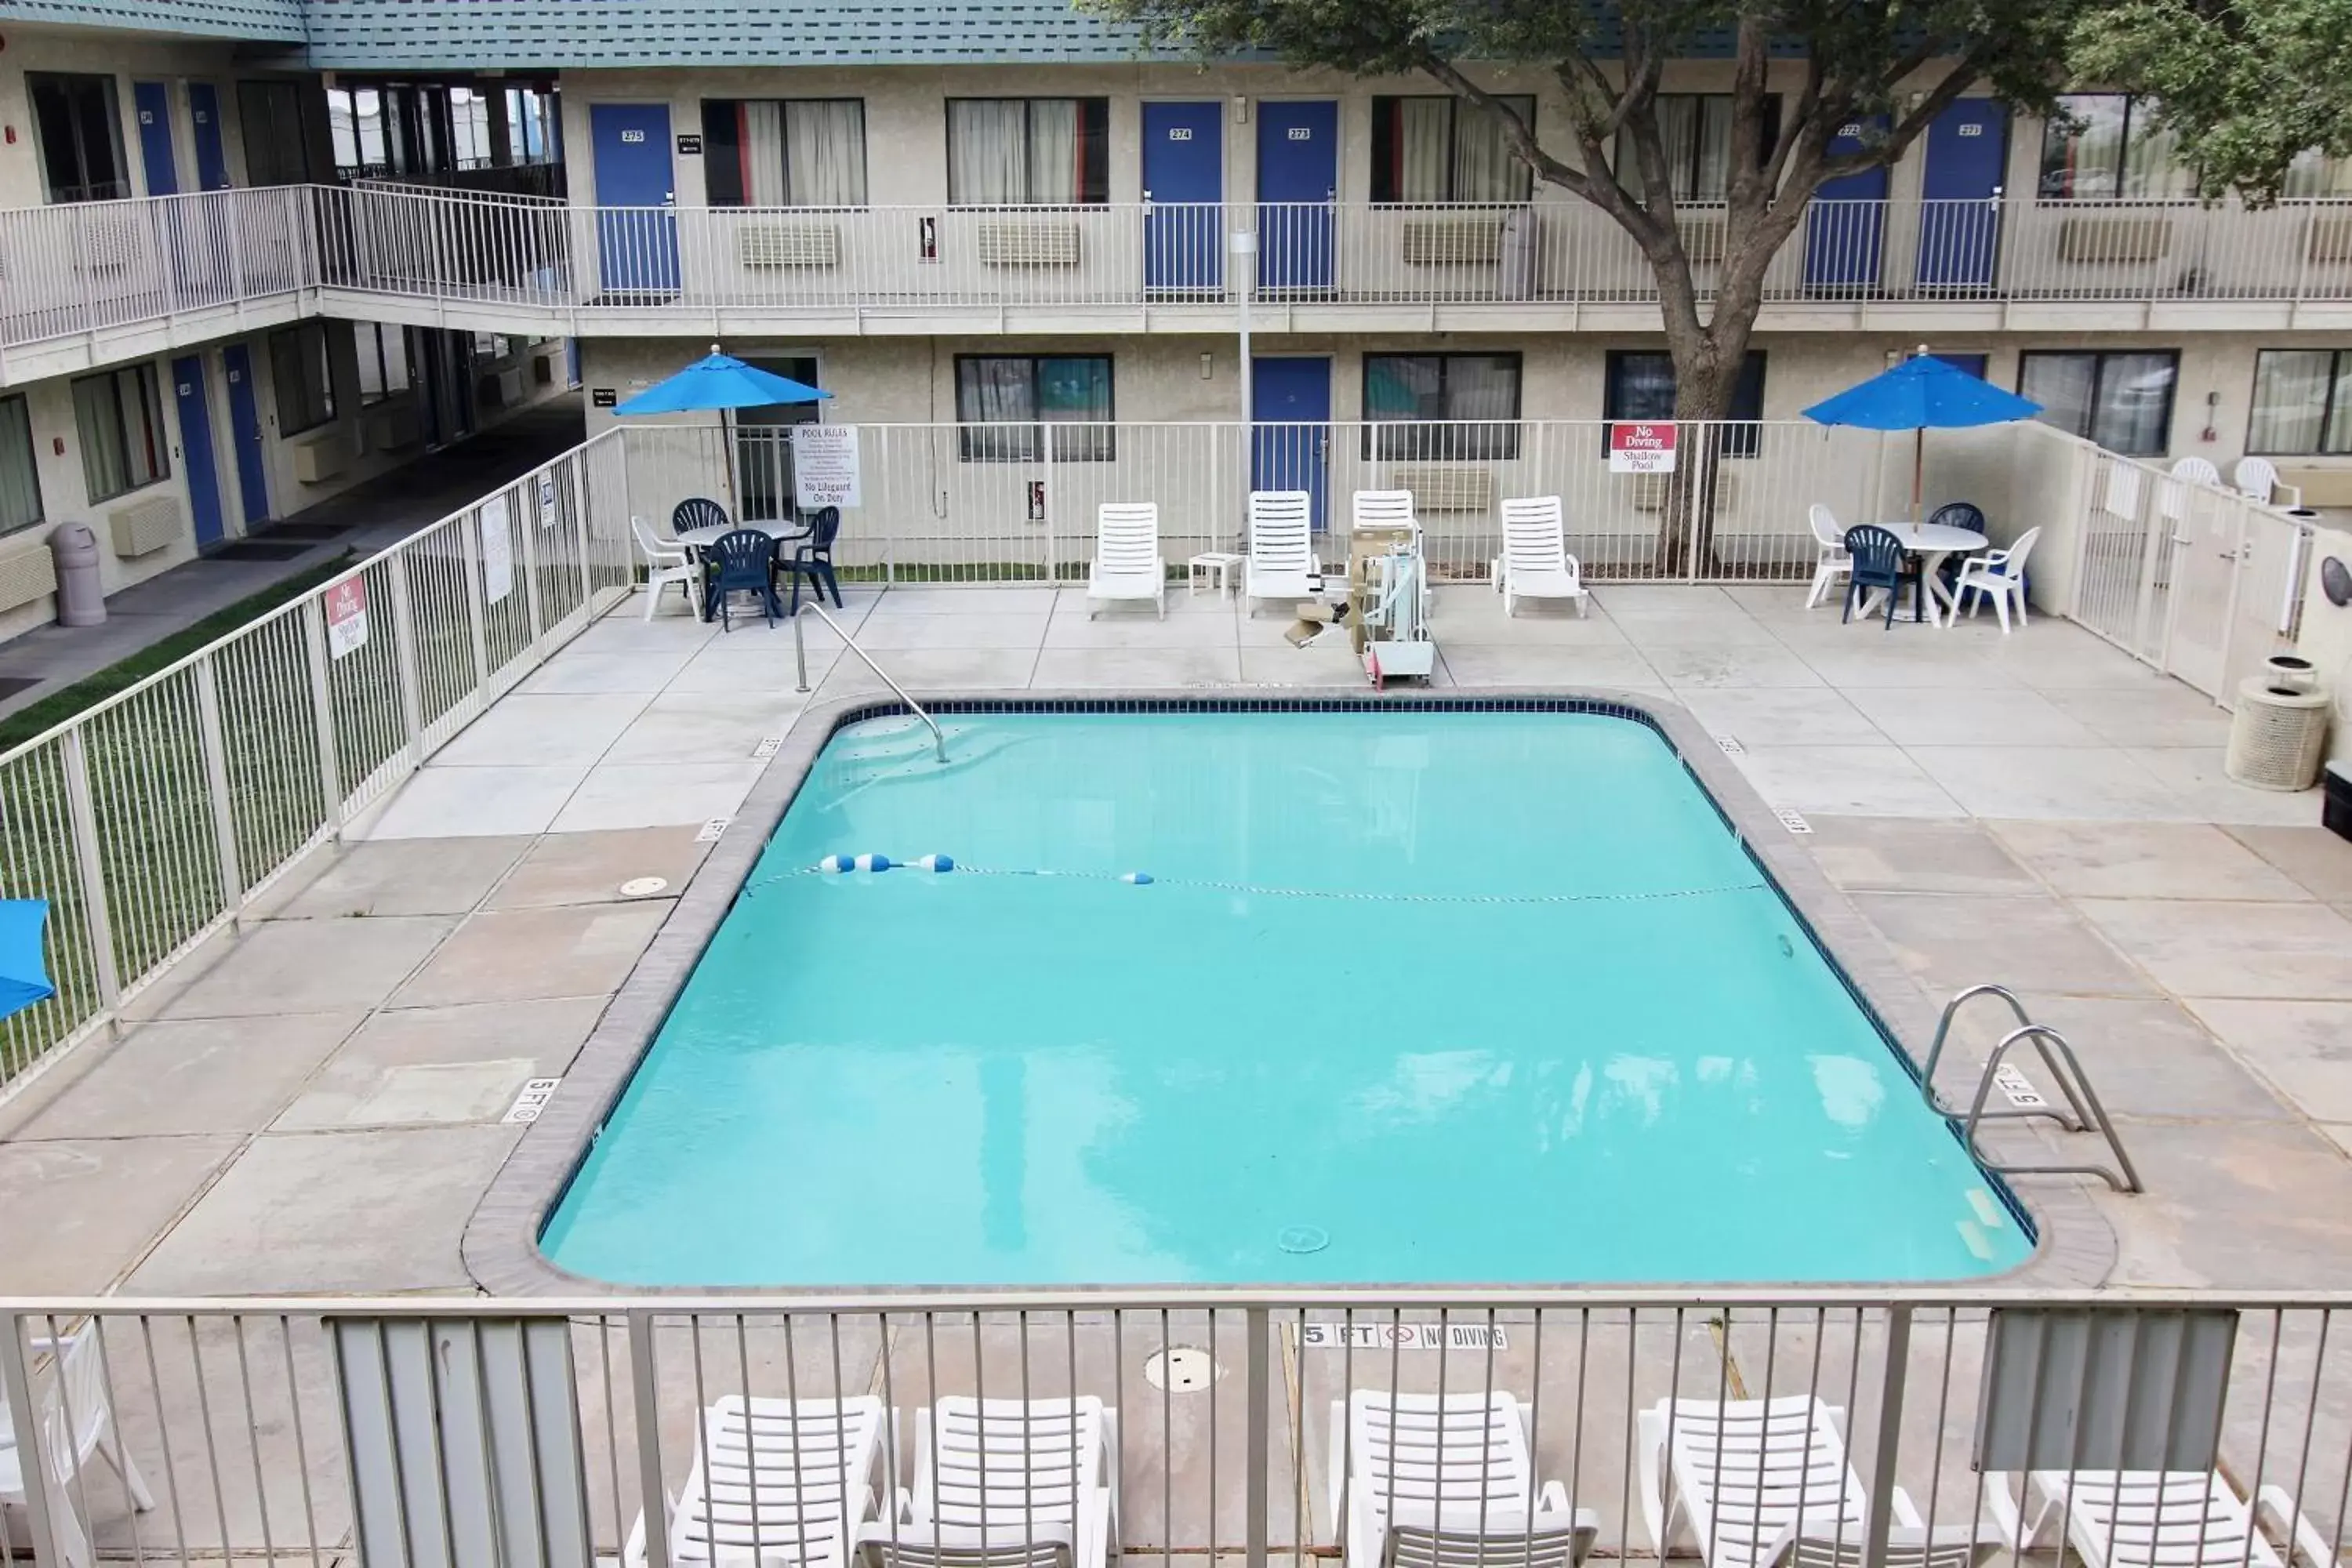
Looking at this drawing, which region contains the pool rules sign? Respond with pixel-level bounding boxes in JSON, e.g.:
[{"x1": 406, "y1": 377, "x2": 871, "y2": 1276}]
[
  {"x1": 1609, "y1": 422, "x2": 1677, "y2": 474},
  {"x1": 792, "y1": 425, "x2": 861, "y2": 510}
]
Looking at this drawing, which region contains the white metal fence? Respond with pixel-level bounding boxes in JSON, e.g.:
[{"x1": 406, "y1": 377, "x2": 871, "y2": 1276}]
[
  {"x1": 2, "y1": 1294, "x2": 2349, "y2": 1568},
  {"x1": 7, "y1": 187, "x2": 2352, "y2": 363},
  {"x1": 0, "y1": 430, "x2": 634, "y2": 1097}
]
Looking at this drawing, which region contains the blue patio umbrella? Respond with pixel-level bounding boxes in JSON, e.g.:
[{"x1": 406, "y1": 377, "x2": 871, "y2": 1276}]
[
  {"x1": 0, "y1": 898, "x2": 56, "y2": 1020},
  {"x1": 1803, "y1": 350, "x2": 2042, "y2": 518},
  {"x1": 614, "y1": 345, "x2": 831, "y2": 514}
]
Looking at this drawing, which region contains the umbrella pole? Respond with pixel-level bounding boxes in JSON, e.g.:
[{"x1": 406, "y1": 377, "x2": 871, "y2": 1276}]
[
  {"x1": 1911, "y1": 426, "x2": 1924, "y2": 521},
  {"x1": 722, "y1": 408, "x2": 742, "y2": 519}
]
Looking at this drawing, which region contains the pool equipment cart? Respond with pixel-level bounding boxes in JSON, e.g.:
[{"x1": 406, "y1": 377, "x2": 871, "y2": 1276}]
[{"x1": 1349, "y1": 514, "x2": 1436, "y2": 687}]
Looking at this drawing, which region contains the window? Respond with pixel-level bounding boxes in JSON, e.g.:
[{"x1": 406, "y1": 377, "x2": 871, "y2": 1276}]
[
  {"x1": 448, "y1": 86, "x2": 497, "y2": 169},
  {"x1": 1370, "y1": 96, "x2": 1534, "y2": 204},
  {"x1": 0, "y1": 397, "x2": 43, "y2": 537},
  {"x1": 238, "y1": 80, "x2": 311, "y2": 186},
  {"x1": 28, "y1": 73, "x2": 128, "y2": 203},
  {"x1": 953, "y1": 355, "x2": 1114, "y2": 461},
  {"x1": 947, "y1": 99, "x2": 1109, "y2": 205},
  {"x1": 1362, "y1": 354, "x2": 1523, "y2": 459},
  {"x1": 2018, "y1": 350, "x2": 2178, "y2": 456},
  {"x1": 270, "y1": 323, "x2": 336, "y2": 436},
  {"x1": 2285, "y1": 150, "x2": 2352, "y2": 199},
  {"x1": 72, "y1": 365, "x2": 169, "y2": 503},
  {"x1": 2249, "y1": 349, "x2": 2352, "y2": 456},
  {"x1": 505, "y1": 86, "x2": 561, "y2": 165},
  {"x1": 1617, "y1": 95, "x2": 1780, "y2": 205},
  {"x1": 2038, "y1": 95, "x2": 2193, "y2": 201},
  {"x1": 1604, "y1": 350, "x2": 1767, "y2": 458},
  {"x1": 702, "y1": 100, "x2": 868, "y2": 207},
  {"x1": 735, "y1": 356, "x2": 822, "y2": 521},
  {"x1": 356, "y1": 324, "x2": 413, "y2": 405}
]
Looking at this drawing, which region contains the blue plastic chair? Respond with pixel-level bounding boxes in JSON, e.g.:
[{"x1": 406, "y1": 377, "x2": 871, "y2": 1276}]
[
  {"x1": 1925, "y1": 502, "x2": 1987, "y2": 596},
  {"x1": 704, "y1": 528, "x2": 782, "y2": 630},
  {"x1": 776, "y1": 506, "x2": 844, "y2": 614},
  {"x1": 1842, "y1": 524, "x2": 1919, "y2": 629},
  {"x1": 672, "y1": 496, "x2": 731, "y2": 539}
]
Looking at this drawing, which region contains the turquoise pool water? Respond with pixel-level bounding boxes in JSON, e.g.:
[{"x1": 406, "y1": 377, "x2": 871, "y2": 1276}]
[{"x1": 540, "y1": 708, "x2": 2031, "y2": 1286}]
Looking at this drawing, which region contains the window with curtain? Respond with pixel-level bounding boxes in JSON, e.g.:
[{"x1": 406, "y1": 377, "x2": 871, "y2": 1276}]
[
  {"x1": 701, "y1": 100, "x2": 869, "y2": 207},
  {"x1": 1603, "y1": 350, "x2": 1767, "y2": 458},
  {"x1": 0, "y1": 396, "x2": 43, "y2": 537},
  {"x1": 2018, "y1": 350, "x2": 2178, "y2": 456},
  {"x1": 947, "y1": 99, "x2": 1109, "y2": 205},
  {"x1": 954, "y1": 355, "x2": 1115, "y2": 461},
  {"x1": 2038, "y1": 95, "x2": 2194, "y2": 201},
  {"x1": 270, "y1": 323, "x2": 336, "y2": 436},
  {"x1": 1616, "y1": 95, "x2": 1780, "y2": 205},
  {"x1": 1362, "y1": 354, "x2": 1523, "y2": 459},
  {"x1": 28, "y1": 73, "x2": 128, "y2": 203},
  {"x1": 2285, "y1": 150, "x2": 2352, "y2": 199},
  {"x1": 238, "y1": 80, "x2": 312, "y2": 186},
  {"x1": 449, "y1": 87, "x2": 495, "y2": 169},
  {"x1": 357, "y1": 324, "x2": 412, "y2": 405},
  {"x1": 1370, "y1": 96, "x2": 1535, "y2": 204},
  {"x1": 72, "y1": 364, "x2": 170, "y2": 503},
  {"x1": 2249, "y1": 349, "x2": 2352, "y2": 456}
]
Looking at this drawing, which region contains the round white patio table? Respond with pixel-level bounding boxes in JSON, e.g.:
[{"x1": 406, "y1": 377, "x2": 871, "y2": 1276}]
[
  {"x1": 673, "y1": 519, "x2": 804, "y2": 550},
  {"x1": 1855, "y1": 519, "x2": 1987, "y2": 625}
]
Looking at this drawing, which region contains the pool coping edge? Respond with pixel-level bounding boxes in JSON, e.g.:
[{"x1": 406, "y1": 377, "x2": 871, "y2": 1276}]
[{"x1": 461, "y1": 686, "x2": 2117, "y2": 1299}]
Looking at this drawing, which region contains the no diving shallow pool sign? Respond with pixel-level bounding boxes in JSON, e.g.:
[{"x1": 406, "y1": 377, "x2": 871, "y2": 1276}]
[
  {"x1": 1301, "y1": 1323, "x2": 1509, "y2": 1352},
  {"x1": 325, "y1": 579, "x2": 368, "y2": 659},
  {"x1": 1609, "y1": 421, "x2": 1677, "y2": 474}
]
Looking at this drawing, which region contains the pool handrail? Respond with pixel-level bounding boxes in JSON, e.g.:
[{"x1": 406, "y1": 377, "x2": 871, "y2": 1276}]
[{"x1": 791, "y1": 600, "x2": 949, "y2": 764}]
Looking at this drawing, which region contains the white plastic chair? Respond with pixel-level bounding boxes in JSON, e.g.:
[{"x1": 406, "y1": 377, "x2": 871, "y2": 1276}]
[
  {"x1": 1247, "y1": 491, "x2": 1320, "y2": 614},
  {"x1": 1805, "y1": 504, "x2": 1851, "y2": 610},
  {"x1": 632, "y1": 514, "x2": 704, "y2": 622},
  {"x1": 1331, "y1": 1390, "x2": 1599, "y2": 1568},
  {"x1": 1986, "y1": 1468, "x2": 2336, "y2": 1568},
  {"x1": 1490, "y1": 497, "x2": 1588, "y2": 617},
  {"x1": 1947, "y1": 525, "x2": 2040, "y2": 633},
  {"x1": 1639, "y1": 1396, "x2": 2001, "y2": 1568},
  {"x1": 868, "y1": 1397, "x2": 1118, "y2": 1568},
  {"x1": 2234, "y1": 456, "x2": 2303, "y2": 509},
  {"x1": 624, "y1": 1395, "x2": 887, "y2": 1568},
  {"x1": 2170, "y1": 456, "x2": 2223, "y2": 487},
  {"x1": 0, "y1": 1322, "x2": 156, "y2": 1568},
  {"x1": 2161, "y1": 459, "x2": 2223, "y2": 523},
  {"x1": 1086, "y1": 503, "x2": 1166, "y2": 619},
  {"x1": 1353, "y1": 490, "x2": 1420, "y2": 535}
]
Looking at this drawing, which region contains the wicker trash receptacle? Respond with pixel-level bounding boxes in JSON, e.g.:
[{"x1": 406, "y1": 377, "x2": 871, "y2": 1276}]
[{"x1": 2226, "y1": 676, "x2": 2331, "y2": 791}]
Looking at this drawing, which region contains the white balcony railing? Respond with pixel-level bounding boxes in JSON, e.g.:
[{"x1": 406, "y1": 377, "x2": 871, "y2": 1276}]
[{"x1": 5, "y1": 186, "x2": 2352, "y2": 366}]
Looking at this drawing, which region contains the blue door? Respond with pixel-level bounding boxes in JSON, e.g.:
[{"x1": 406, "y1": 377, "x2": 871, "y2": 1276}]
[
  {"x1": 1251, "y1": 357, "x2": 1331, "y2": 532},
  {"x1": 171, "y1": 357, "x2": 226, "y2": 548},
  {"x1": 221, "y1": 343, "x2": 270, "y2": 527},
  {"x1": 187, "y1": 83, "x2": 230, "y2": 189},
  {"x1": 1256, "y1": 101, "x2": 1337, "y2": 292},
  {"x1": 1917, "y1": 100, "x2": 2008, "y2": 290},
  {"x1": 1143, "y1": 101, "x2": 1223, "y2": 293},
  {"x1": 590, "y1": 103, "x2": 679, "y2": 296},
  {"x1": 132, "y1": 82, "x2": 179, "y2": 195},
  {"x1": 1804, "y1": 117, "x2": 1889, "y2": 291}
]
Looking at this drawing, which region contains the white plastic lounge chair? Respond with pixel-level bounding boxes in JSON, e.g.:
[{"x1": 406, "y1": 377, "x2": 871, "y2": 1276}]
[
  {"x1": 1354, "y1": 490, "x2": 1421, "y2": 535},
  {"x1": 1330, "y1": 1390, "x2": 1599, "y2": 1568},
  {"x1": 1805, "y1": 504, "x2": 1852, "y2": 610},
  {"x1": 1987, "y1": 1468, "x2": 2337, "y2": 1568},
  {"x1": 1491, "y1": 497, "x2": 1588, "y2": 617},
  {"x1": 1247, "y1": 491, "x2": 1320, "y2": 614},
  {"x1": 1639, "y1": 1396, "x2": 2000, "y2": 1568},
  {"x1": 866, "y1": 1397, "x2": 1118, "y2": 1568},
  {"x1": 1087, "y1": 503, "x2": 1167, "y2": 619},
  {"x1": 632, "y1": 514, "x2": 704, "y2": 622},
  {"x1": 2233, "y1": 456, "x2": 2303, "y2": 510},
  {"x1": 0, "y1": 1321, "x2": 155, "y2": 1568},
  {"x1": 1948, "y1": 525, "x2": 2039, "y2": 633},
  {"x1": 625, "y1": 1395, "x2": 887, "y2": 1568}
]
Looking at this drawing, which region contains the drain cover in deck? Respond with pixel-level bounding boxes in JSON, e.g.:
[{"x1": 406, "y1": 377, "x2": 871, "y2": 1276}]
[{"x1": 1144, "y1": 1346, "x2": 1221, "y2": 1393}]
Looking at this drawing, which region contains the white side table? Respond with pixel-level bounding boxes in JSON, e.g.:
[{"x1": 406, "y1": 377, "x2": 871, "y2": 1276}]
[{"x1": 1188, "y1": 551, "x2": 1244, "y2": 598}]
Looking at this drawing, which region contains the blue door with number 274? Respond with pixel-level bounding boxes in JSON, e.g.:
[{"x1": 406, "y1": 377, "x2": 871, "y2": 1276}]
[{"x1": 1143, "y1": 102, "x2": 1223, "y2": 292}]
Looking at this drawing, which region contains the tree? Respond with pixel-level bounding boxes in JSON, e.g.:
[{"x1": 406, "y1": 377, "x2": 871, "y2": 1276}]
[
  {"x1": 2067, "y1": 0, "x2": 2352, "y2": 202},
  {"x1": 1090, "y1": 0, "x2": 2085, "y2": 571}
]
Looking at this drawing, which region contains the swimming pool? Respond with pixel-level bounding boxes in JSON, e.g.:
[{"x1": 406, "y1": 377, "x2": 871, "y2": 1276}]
[{"x1": 538, "y1": 704, "x2": 2031, "y2": 1287}]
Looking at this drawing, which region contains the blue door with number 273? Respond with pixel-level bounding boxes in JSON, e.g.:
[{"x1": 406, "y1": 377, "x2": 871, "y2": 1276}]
[{"x1": 1256, "y1": 101, "x2": 1337, "y2": 292}]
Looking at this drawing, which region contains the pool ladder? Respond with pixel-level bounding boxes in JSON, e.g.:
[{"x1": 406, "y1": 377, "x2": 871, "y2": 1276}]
[
  {"x1": 792, "y1": 601, "x2": 947, "y2": 764},
  {"x1": 1920, "y1": 984, "x2": 2143, "y2": 1193}
]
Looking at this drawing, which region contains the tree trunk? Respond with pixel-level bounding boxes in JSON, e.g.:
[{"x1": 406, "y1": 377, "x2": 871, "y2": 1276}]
[{"x1": 1653, "y1": 331, "x2": 1745, "y2": 578}]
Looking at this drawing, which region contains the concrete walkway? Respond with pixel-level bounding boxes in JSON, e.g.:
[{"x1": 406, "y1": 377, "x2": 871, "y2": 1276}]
[{"x1": 0, "y1": 394, "x2": 583, "y2": 723}]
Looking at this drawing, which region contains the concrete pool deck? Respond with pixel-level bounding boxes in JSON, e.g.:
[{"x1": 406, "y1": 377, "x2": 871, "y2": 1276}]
[{"x1": 5, "y1": 580, "x2": 2352, "y2": 1298}]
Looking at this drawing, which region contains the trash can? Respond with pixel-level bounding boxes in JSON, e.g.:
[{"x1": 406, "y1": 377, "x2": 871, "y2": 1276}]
[
  {"x1": 2326, "y1": 760, "x2": 2352, "y2": 844},
  {"x1": 49, "y1": 522, "x2": 105, "y2": 627}
]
